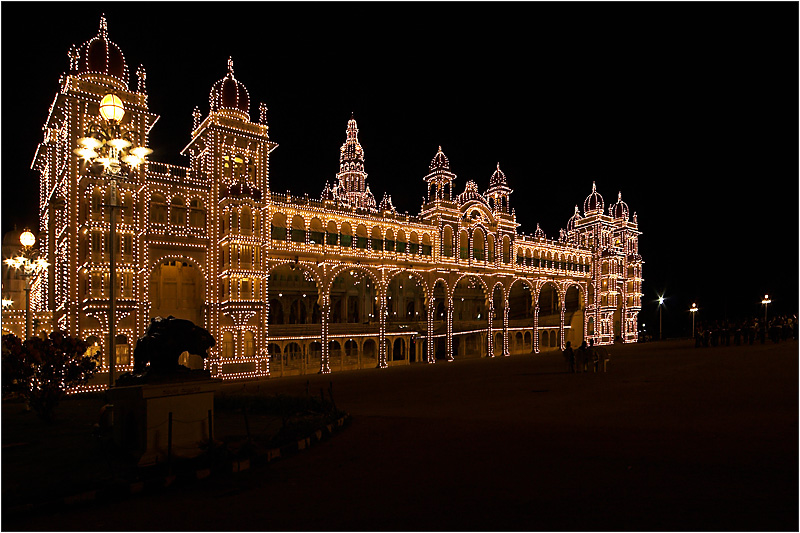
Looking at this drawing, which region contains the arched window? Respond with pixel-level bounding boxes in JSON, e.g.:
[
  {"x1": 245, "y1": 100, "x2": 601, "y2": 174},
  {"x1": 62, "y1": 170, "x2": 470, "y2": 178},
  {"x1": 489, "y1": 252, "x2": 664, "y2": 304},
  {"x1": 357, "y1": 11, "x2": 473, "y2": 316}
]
[
  {"x1": 271, "y1": 212, "x2": 287, "y2": 241},
  {"x1": 291, "y1": 214, "x2": 306, "y2": 243},
  {"x1": 241, "y1": 206, "x2": 253, "y2": 236},
  {"x1": 371, "y1": 226, "x2": 383, "y2": 251},
  {"x1": 409, "y1": 231, "x2": 420, "y2": 254},
  {"x1": 443, "y1": 225, "x2": 454, "y2": 257},
  {"x1": 502, "y1": 235, "x2": 511, "y2": 264},
  {"x1": 396, "y1": 229, "x2": 406, "y2": 253},
  {"x1": 460, "y1": 230, "x2": 469, "y2": 260},
  {"x1": 222, "y1": 332, "x2": 234, "y2": 358},
  {"x1": 326, "y1": 220, "x2": 338, "y2": 246},
  {"x1": 421, "y1": 233, "x2": 432, "y2": 256},
  {"x1": 309, "y1": 218, "x2": 324, "y2": 245},
  {"x1": 189, "y1": 198, "x2": 206, "y2": 228},
  {"x1": 487, "y1": 234, "x2": 495, "y2": 263},
  {"x1": 473, "y1": 229, "x2": 485, "y2": 261},
  {"x1": 385, "y1": 228, "x2": 395, "y2": 252},
  {"x1": 340, "y1": 222, "x2": 353, "y2": 247},
  {"x1": 170, "y1": 197, "x2": 186, "y2": 226},
  {"x1": 356, "y1": 224, "x2": 368, "y2": 249},
  {"x1": 244, "y1": 331, "x2": 255, "y2": 357}
]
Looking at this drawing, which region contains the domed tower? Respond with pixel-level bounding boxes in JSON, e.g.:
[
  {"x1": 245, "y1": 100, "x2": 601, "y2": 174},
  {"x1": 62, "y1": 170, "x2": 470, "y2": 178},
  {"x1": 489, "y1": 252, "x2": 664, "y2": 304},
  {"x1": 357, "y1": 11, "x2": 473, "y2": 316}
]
[
  {"x1": 209, "y1": 57, "x2": 250, "y2": 121},
  {"x1": 71, "y1": 14, "x2": 129, "y2": 91},
  {"x1": 610, "y1": 191, "x2": 629, "y2": 221},
  {"x1": 485, "y1": 163, "x2": 513, "y2": 214},
  {"x1": 333, "y1": 114, "x2": 374, "y2": 209},
  {"x1": 181, "y1": 57, "x2": 275, "y2": 376},
  {"x1": 583, "y1": 181, "x2": 604, "y2": 217},
  {"x1": 424, "y1": 146, "x2": 457, "y2": 203},
  {"x1": 30, "y1": 15, "x2": 157, "y2": 359}
]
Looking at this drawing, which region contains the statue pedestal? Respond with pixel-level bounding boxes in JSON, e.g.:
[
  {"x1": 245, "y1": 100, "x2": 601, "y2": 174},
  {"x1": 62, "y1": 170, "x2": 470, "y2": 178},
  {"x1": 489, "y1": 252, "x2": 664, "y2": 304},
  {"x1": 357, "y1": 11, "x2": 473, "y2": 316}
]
[{"x1": 108, "y1": 379, "x2": 221, "y2": 467}]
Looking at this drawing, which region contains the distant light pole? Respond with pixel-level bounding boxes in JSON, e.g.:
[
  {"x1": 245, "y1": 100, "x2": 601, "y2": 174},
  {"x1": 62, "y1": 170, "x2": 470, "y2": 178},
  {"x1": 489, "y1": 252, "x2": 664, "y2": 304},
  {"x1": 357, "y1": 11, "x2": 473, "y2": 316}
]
[
  {"x1": 690, "y1": 303, "x2": 698, "y2": 336},
  {"x1": 658, "y1": 295, "x2": 665, "y2": 340},
  {"x1": 74, "y1": 93, "x2": 151, "y2": 388},
  {"x1": 761, "y1": 294, "x2": 771, "y2": 323},
  {"x1": 4, "y1": 229, "x2": 49, "y2": 339}
]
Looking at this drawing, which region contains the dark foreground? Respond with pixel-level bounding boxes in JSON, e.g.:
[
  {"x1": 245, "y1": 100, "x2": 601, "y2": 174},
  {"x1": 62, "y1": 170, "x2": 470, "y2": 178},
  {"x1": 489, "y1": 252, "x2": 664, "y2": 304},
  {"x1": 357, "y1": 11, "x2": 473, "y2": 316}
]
[{"x1": 5, "y1": 340, "x2": 798, "y2": 531}]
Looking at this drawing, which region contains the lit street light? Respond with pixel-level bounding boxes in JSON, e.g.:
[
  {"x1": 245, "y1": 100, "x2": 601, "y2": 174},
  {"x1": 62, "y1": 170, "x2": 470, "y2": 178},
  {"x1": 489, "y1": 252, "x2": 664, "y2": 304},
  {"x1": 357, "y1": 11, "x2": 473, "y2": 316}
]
[
  {"x1": 658, "y1": 295, "x2": 665, "y2": 341},
  {"x1": 4, "y1": 229, "x2": 49, "y2": 339},
  {"x1": 761, "y1": 294, "x2": 771, "y2": 323},
  {"x1": 74, "y1": 92, "x2": 152, "y2": 388},
  {"x1": 690, "y1": 303, "x2": 698, "y2": 336}
]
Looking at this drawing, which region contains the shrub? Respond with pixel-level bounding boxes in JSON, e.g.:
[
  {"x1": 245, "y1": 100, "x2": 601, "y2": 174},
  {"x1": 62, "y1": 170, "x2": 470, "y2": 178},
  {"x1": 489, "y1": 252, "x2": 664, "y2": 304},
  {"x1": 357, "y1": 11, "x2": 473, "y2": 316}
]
[{"x1": 1, "y1": 332, "x2": 97, "y2": 421}]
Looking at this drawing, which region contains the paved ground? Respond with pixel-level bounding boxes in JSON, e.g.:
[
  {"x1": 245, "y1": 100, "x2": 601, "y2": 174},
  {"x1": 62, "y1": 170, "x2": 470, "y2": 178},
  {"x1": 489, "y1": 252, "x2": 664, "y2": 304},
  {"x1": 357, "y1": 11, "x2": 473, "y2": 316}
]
[{"x1": 5, "y1": 339, "x2": 798, "y2": 531}]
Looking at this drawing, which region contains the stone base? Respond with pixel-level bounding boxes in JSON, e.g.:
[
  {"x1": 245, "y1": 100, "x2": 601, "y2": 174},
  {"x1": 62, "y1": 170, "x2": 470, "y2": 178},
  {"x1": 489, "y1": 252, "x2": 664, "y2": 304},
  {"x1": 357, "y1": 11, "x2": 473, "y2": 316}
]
[{"x1": 107, "y1": 379, "x2": 221, "y2": 467}]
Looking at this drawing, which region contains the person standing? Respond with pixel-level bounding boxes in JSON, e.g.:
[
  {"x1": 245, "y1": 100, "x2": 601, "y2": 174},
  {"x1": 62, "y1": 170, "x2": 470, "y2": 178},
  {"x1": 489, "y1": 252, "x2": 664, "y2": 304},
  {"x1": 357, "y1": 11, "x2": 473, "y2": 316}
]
[{"x1": 564, "y1": 341, "x2": 575, "y2": 373}]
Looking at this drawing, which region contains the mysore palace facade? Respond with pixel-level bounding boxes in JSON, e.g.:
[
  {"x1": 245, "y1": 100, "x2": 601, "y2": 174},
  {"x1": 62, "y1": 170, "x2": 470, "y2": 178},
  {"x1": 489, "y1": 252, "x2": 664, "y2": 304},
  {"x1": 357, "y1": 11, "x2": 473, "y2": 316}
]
[{"x1": 4, "y1": 18, "x2": 643, "y2": 385}]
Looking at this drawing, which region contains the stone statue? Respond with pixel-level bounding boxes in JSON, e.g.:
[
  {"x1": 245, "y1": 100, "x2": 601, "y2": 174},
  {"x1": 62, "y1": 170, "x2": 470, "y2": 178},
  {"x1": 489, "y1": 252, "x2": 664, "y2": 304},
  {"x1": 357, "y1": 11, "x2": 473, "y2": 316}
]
[{"x1": 118, "y1": 316, "x2": 215, "y2": 385}]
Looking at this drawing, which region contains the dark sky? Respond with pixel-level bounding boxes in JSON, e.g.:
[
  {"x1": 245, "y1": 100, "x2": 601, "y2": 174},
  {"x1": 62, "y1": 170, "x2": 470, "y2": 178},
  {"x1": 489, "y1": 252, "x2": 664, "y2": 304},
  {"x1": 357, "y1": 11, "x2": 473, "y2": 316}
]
[{"x1": 3, "y1": 2, "x2": 798, "y2": 336}]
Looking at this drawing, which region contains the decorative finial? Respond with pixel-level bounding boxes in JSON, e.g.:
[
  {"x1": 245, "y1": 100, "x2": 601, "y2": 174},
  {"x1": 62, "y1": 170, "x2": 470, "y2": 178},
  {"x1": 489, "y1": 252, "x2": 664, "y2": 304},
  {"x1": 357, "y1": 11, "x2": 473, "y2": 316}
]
[
  {"x1": 68, "y1": 44, "x2": 79, "y2": 72},
  {"x1": 592, "y1": 181, "x2": 597, "y2": 192},
  {"x1": 618, "y1": 191, "x2": 622, "y2": 201},
  {"x1": 192, "y1": 106, "x2": 202, "y2": 130},
  {"x1": 227, "y1": 56, "x2": 234, "y2": 76},
  {"x1": 259, "y1": 102, "x2": 268, "y2": 125},
  {"x1": 136, "y1": 65, "x2": 147, "y2": 93},
  {"x1": 99, "y1": 14, "x2": 108, "y2": 37}
]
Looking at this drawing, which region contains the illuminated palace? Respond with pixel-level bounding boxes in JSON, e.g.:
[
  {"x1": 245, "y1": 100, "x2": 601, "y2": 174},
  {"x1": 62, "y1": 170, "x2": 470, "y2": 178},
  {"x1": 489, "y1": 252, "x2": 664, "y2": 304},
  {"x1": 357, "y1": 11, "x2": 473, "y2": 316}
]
[{"x1": 19, "y1": 18, "x2": 643, "y2": 383}]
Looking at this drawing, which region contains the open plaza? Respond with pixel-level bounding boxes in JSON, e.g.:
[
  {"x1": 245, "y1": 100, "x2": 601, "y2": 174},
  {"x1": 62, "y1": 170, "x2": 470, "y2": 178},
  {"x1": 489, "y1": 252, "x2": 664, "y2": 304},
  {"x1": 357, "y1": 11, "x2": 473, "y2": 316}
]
[{"x1": 4, "y1": 339, "x2": 797, "y2": 531}]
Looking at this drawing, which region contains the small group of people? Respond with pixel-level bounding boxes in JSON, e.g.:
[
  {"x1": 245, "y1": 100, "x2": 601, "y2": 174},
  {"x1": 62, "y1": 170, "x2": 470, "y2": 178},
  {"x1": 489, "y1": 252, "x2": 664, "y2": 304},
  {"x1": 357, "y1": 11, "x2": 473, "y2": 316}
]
[
  {"x1": 694, "y1": 315, "x2": 798, "y2": 348},
  {"x1": 562, "y1": 339, "x2": 608, "y2": 373}
]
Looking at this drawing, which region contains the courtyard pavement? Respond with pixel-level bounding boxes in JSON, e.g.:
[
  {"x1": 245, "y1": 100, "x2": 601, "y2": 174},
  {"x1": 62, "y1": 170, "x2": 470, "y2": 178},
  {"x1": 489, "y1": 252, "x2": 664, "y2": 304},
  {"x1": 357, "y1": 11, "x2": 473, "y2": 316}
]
[{"x1": 4, "y1": 339, "x2": 798, "y2": 531}]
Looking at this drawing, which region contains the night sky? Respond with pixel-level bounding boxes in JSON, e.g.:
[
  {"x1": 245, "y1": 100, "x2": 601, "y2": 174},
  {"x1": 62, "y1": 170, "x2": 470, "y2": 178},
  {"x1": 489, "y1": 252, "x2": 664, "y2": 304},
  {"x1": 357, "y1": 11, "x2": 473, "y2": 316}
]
[{"x1": 2, "y1": 2, "x2": 797, "y2": 336}]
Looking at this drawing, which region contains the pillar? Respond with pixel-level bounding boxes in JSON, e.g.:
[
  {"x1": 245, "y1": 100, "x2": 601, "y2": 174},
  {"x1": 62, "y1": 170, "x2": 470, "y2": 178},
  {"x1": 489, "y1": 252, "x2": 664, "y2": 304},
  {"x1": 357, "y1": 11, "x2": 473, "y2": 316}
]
[
  {"x1": 487, "y1": 302, "x2": 494, "y2": 357},
  {"x1": 378, "y1": 296, "x2": 388, "y2": 368},
  {"x1": 446, "y1": 297, "x2": 454, "y2": 361},
  {"x1": 559, "y1": 290, "x2": 566, "y2": 350},
  {"x1": 502, "y1": 299, "x2": 510, "y2": 356},
  {"x1": 533, "y1": 304, "x2": 540, "y2": 353},
  {"x1": 320, "y1": 298, "x2": 331, "y2": 374},
  {"x1": 427, "y1": 300, "x2": 435, "y2": 363}
]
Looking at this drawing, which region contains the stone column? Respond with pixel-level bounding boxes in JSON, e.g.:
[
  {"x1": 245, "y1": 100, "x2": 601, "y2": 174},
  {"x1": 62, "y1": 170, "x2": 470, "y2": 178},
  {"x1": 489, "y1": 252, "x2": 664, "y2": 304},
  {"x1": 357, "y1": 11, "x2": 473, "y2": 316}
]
[
  {"x1": 446, "y1": 297, "x2": 454, "y2": 361},
  {"x1": 487, "y1": 302, "x2": 494, "y2": 357},
  {"x1": 533, "y1": 304, "x2": 540, "y2": 354},
  {"x1": 320, "y1": 298, "x2": 331, "y2": 374},
  {"x1": 378, "y1": 296, "x2": 388, "y2": 368},
  {"x1": 502, "y1": 299, "x2": 510, "y2": 356},
  {"x1": 427, "y1": 300, "x2": 435, "y2": 363}
]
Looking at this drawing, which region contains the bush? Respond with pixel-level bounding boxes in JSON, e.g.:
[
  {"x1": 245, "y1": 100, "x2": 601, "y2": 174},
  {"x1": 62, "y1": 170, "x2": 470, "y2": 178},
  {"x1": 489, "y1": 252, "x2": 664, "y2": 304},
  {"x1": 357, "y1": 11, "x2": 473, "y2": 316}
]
[{"x1": 1, "y1": 332, "x2": 98, "y2": 421}]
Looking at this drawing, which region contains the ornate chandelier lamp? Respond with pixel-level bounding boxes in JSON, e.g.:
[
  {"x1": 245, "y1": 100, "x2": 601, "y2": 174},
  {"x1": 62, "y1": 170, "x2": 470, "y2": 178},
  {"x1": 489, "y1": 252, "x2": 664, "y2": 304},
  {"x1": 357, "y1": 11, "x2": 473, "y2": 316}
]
[
  {"x1": 74, "y1": 93, "x2": 152, "y2": 387},
  {"x1": 4, "y1": 229, "x2": 49, "y2": 339}
]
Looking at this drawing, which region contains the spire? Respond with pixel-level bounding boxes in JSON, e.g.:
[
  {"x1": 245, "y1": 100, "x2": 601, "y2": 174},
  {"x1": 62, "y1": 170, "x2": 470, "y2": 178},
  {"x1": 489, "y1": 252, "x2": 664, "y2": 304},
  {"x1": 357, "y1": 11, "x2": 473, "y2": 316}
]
[
  {"x1": 99, "y1": 14, "x2": 108, "y2": 37},
  {"x1": 136, "y1": 64, "x2": 147, "y2": 93},
  {"x1": 227, "y1": 56, "x2": 235, "y2": 77}
]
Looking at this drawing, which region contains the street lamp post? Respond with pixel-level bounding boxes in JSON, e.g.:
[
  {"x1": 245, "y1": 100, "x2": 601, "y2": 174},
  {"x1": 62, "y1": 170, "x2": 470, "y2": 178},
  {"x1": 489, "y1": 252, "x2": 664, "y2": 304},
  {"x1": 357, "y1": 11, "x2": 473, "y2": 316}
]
[
  {"x1": 74, "y1": 93, "x2": 151, "y2": 388},
  {"x1": 4, "y1": 229, "x2": 49, "y2": 339},
  {"x1": 690, "y1": 303, "x2": 698, "y2": 336},
  {"x1": 761, "y1": 294, "x2": 771, "y2": 323},
  {"x1": 658, "y1": 295, "x2": 665, "y2": 341}
]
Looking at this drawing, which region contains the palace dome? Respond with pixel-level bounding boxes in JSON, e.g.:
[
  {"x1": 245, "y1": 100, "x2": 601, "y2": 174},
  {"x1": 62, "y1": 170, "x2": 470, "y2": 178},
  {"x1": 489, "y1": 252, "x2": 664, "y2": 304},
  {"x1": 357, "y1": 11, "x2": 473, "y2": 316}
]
[
  {"x1": 429, "y1": 146, "x2": 450, "y2": 172},
  {"x1": 75, "y1": 15, "x2": 129, "y2": 89},
  {"x1": 209, "y1": 57, "x2": 250, "y2": 119},
  {"x1": 489, "y1": 163, "x2": 507, "y2": 188},
  {"x1": 583, "y1": 181, "x2": 604, "y2": 215},
  {"x1": 610, "y1": 191, "x2": 629, "y2": 220},
  {"x1": 457, "y1": 180, "x2": 484, "y2": 204},
  {"x1": 566, "y1": 205, "x2": 582, "y2": 232}
]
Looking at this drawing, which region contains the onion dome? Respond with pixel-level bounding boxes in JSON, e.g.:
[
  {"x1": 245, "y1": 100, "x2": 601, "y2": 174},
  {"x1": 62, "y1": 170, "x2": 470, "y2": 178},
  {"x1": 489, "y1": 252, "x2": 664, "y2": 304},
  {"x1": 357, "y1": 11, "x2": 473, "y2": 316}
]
[
  {"x1": 583, "y1": 181, "x2": 604, "y2": 216},
  {"x1": 209, "y1": 57, "x2": 250, "y2": 119},
  {"x1": 74, "y1": 15, "x2": 129, "y2": 89},
  {"x1": 429, "y1": 146, "x2": 450, "y2": 172},
  {"x1": 610, "y1": 191, "x2": 629, "y2": 220},
  {"x1": 489, "y1": 163, "x2": 508, "y2": 188},
  {"x1": 457, "y1": 180, "x2": 483, "y2": 204},
  {"x1": 534, "y1": 223, "x2": 545, "y2": 239},
  {"x1": 566, "y1": 205, "x2": 582, "y2": 232}
]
